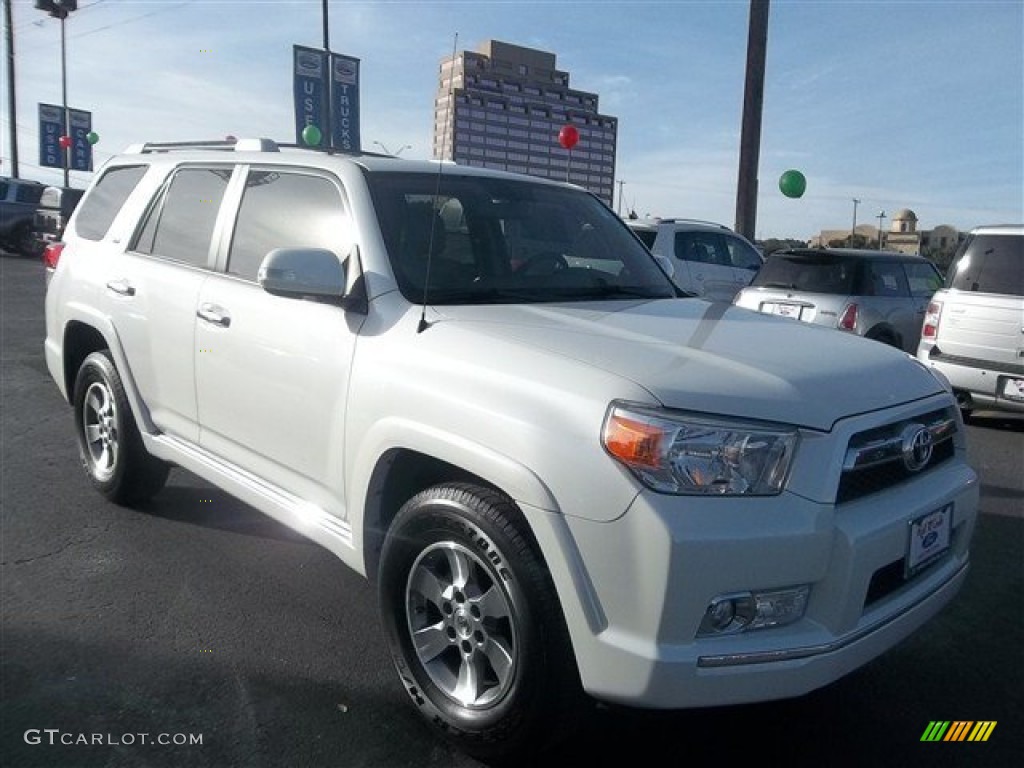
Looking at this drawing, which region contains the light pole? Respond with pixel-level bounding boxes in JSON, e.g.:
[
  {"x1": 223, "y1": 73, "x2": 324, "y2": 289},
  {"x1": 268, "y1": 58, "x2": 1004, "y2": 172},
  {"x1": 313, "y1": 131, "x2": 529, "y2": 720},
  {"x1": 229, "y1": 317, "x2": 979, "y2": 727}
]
[
  {"x1": 876, "y1": 210, "x2": 886, "y2": 250},
  {"x1": 373, "y1": 140, "x2": 411, "y2": 156},
  {"x1": 35, "y1": 1, "x2": 77, "y2": 186},
  {"x1": 616, "y1": 179, "x2": 626, "y2": 216},
  {"x1": 850, "y1": 198, "x2": 860, "y2": 247}
]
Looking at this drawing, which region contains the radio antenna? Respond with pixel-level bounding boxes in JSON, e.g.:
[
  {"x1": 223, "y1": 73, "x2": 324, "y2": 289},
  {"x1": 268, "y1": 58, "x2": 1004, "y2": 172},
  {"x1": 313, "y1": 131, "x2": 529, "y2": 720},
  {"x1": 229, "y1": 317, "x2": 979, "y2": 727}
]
[{"x1": 418, "y1": 30, "x2": 459, "y2": 334}]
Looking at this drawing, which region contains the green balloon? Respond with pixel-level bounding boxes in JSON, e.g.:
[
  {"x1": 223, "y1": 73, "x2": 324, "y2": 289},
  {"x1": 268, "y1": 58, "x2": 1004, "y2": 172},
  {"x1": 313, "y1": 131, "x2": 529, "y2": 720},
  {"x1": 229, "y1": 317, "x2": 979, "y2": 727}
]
[
  {"x1": 86, "y1": 131, "x2": 99, "y2": 145},
  {"x1": 301, "y1": 124, "x2": 322, "y2": 146},
  {"x1": 779, "y1": 169, "x2": 806, "y2": 198}
]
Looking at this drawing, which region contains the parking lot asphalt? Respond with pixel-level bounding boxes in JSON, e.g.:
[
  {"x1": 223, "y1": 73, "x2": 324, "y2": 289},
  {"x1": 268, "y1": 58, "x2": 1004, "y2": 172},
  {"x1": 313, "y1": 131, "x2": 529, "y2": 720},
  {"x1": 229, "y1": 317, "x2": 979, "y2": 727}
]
[{"x1": 2, "y1": 251, "x2": 1021, "y2": 767}]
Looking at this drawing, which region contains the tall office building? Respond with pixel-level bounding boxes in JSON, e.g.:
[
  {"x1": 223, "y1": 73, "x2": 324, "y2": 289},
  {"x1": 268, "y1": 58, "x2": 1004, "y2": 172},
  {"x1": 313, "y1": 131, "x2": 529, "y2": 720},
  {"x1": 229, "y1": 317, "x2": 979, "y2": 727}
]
[{"x1": 433, "y1": 40, "x2": 618, "y2": 205}]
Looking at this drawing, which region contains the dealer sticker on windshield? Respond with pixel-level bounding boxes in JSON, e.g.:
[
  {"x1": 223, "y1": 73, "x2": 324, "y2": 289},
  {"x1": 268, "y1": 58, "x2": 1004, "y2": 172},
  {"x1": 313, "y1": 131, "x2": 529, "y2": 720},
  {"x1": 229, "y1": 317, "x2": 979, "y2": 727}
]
[{"x1": 906, "y1": 504, "x2": 952, "y2": 578}]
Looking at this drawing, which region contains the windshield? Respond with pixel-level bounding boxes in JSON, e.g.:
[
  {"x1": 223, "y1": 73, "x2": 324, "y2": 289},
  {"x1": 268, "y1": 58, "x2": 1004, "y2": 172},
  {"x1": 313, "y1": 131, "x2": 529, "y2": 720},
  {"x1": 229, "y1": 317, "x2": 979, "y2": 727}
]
[{"x1": 366, "y1": 171, "x2": 677, "y2": 304}]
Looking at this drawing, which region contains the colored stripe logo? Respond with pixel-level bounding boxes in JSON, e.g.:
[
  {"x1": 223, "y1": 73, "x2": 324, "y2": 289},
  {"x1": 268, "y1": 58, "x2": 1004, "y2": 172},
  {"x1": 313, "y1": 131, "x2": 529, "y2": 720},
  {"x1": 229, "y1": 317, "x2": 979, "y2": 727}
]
[{"x1": 921, "y1": 721, "x2": 996, "y2": 742}]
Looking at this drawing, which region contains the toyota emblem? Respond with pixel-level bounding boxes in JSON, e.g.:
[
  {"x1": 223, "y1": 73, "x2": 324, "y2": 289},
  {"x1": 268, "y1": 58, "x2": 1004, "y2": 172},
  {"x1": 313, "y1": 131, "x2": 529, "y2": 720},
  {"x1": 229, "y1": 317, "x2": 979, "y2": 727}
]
[{"x1": 901, "y1": 424, "x2": 934, "y2": 472}]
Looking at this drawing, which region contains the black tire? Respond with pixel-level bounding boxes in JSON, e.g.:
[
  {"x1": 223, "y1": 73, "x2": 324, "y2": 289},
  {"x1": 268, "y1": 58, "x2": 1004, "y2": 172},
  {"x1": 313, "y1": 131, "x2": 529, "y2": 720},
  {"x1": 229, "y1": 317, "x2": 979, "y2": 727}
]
[
  {"x1": 72, "y1": 350, "x2": 169, "y2": 505},
  {"x1": 378, "y1": 483, "x2": 583, "y2": 763}
]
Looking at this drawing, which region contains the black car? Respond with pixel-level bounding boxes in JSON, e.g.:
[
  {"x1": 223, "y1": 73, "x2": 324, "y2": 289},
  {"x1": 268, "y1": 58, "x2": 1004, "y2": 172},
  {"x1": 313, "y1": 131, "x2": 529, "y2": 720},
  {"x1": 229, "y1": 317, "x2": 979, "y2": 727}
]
[{"x1": 0, "y1": 176, "x2": 48, "y2": 255}]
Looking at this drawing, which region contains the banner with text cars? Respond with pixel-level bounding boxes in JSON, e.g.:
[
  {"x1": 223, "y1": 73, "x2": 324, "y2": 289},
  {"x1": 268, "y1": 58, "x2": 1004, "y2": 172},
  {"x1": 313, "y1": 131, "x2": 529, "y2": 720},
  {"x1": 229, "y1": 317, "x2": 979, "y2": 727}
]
[
  {"x1": 292, "y1": 45, "x2": 361, "y2": 152},
  {"x1": 68, "y1": 109, "x2": 93, "y2": 172},
  {"x1": 38, "y1": 103, "x2": 92, "y2": 171}
]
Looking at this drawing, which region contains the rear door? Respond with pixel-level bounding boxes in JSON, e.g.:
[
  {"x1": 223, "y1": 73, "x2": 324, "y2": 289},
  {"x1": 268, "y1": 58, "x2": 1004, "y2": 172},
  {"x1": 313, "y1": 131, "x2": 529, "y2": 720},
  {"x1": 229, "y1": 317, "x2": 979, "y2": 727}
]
[
  {"x1": 115, "y1": 165, "x2": 235, "y2": 441},
  {"x1": 673, "y1": 230, "x2": 737, "y2": 300}
]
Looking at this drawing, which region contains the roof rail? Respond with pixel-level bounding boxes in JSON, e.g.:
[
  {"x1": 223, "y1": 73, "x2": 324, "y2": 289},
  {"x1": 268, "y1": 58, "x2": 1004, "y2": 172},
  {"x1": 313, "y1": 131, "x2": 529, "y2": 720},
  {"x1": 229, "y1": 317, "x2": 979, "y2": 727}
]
[
  {"x1": 123, "y1": 138, "x2": 280, "y2": 154},
  {"x1": 655, "y1": 217, "x2": 731, "y2": 230}
]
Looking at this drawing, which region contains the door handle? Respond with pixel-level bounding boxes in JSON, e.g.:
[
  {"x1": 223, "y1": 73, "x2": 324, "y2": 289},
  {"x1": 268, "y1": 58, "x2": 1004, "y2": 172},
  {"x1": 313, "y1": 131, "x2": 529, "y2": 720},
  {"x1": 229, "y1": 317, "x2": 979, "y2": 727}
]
[
  {"x1": 106, "y1": 279, "x2": 135, "y2": 297},
  {"x1": 197, "y1": 304, "x2": 231, "y2": 328}
]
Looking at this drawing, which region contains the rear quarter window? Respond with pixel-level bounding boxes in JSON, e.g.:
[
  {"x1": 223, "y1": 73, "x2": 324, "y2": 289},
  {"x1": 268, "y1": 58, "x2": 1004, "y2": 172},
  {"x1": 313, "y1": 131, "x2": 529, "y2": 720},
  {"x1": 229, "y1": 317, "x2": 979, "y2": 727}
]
[{"x1": 74, "y1": 165, "x2": 148, "y2": 241}]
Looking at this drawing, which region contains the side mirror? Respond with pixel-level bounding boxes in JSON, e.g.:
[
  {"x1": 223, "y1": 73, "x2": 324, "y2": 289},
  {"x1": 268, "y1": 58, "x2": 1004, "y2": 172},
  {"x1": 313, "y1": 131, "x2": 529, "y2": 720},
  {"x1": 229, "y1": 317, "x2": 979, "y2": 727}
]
[
  {"x1": 258, "y1": 247, "x2": 347, "y2": 299},
  {"x1": 654, "y1": 253, "x2": 675, "y2": 280}
]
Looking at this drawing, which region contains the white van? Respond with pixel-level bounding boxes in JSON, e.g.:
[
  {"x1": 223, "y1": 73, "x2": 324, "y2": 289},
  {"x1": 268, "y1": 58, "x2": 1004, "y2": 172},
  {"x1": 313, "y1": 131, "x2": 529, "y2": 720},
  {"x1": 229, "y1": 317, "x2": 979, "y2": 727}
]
[{"x1": 917, "y1": 224, "x2": 1024, "y2": 416}]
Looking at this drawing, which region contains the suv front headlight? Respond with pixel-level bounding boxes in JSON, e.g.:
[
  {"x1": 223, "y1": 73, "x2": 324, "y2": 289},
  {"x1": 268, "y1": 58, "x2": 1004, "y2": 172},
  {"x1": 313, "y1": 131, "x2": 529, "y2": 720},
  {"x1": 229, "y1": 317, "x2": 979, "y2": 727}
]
[{"x1": 602, "y1": 402, "x2": 798, "y2": 495}]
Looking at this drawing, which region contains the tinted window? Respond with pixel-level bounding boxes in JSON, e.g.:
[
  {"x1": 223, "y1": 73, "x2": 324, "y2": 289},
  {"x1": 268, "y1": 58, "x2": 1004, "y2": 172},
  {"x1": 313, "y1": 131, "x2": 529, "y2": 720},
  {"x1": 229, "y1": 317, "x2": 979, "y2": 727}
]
[
  {"x1": 675, "y1": 232, "x2": 730, "y2": 266},
  {"x1": 0, "y1": 181, "x2": 8, "y2": 199},
  {"x1": 75, "y1": 165, "x2": 147, "y2": 241},
  {"x1": 135, "y1": 168, "x2": 230, "y2": 267},
  {"x1": 751, "y1": 252, "x2": 858, "y2": 294},
  {"x1": 15, "y1": 184, "x2": 44, "y2": 204},
  {"x1": 632, "y1": 229, "x2": 657, "y2": 248},
  {"x1": 227, "y1": 171, "x2": 349, "y2": 281},
  {"x1": 946, "y1": 233, "x2": 1024, "y2": 296},
  {"x1": 904, "y1": 261, "x2": 943, "y2": 298},
  {"x1": 725, "y1": 235, "x2": 763, "y2": 270},
  {"x1": 866, "y1": 262, "x2": 909, "y2": 297}
]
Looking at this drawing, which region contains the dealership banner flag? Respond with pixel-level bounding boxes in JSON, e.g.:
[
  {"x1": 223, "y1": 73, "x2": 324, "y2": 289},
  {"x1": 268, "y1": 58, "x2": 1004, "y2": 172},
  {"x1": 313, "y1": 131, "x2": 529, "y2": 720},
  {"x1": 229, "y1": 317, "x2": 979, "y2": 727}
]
[
  {"x1": 68, "y1": 109, "x2": 93, "y2": 172},
  {"x1": 293, "y1": 45, "x2": 328, "y2": 146},
  {"x1": 330, "y1": 53, "x2": 361, "y2": 152},
  {"x1": 38, "y1": 103, "x2": 64, "y2": 169}
]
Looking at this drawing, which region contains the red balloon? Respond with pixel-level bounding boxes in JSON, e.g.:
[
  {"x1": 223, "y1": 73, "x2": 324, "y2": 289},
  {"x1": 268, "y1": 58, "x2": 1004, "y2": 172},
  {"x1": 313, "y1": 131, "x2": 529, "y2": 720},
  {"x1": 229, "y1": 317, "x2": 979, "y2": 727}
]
[
  {"x1": 58, "y1": 135, "x2": 72, "y2": 149},
  {"x1": 558, "y1": 124, "x2": 579, "y2": 150}
]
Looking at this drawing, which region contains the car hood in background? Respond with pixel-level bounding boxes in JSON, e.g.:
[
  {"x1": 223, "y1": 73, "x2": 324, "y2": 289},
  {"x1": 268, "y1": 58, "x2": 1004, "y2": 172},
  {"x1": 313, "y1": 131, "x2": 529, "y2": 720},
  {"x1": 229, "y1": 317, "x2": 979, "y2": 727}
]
[{"x1": 436, "y1": 299, "x2": 944, "y2": 431}]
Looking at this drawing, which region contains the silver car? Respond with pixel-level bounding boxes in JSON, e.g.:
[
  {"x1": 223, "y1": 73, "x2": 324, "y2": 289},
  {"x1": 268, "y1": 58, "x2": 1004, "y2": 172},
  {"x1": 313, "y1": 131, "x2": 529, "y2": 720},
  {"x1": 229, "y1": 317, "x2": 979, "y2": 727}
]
[{"x1": 734, "y1": 248, "x2": 944, "y2": 353}]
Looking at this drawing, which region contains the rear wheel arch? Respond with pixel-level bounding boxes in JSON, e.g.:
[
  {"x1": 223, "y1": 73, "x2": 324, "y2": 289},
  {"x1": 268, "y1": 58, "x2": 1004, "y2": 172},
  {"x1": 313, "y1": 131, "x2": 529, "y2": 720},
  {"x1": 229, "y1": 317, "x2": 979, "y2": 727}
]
[{"x1": 63, "y1": 321, "x2": 110, "y2": 397}]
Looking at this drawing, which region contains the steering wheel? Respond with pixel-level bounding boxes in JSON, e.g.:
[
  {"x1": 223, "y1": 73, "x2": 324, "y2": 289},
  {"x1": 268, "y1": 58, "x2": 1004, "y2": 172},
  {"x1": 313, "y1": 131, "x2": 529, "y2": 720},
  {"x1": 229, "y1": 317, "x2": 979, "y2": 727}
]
[{"x1": 515, "y1": 251, "x2": 569, "y2": 276}]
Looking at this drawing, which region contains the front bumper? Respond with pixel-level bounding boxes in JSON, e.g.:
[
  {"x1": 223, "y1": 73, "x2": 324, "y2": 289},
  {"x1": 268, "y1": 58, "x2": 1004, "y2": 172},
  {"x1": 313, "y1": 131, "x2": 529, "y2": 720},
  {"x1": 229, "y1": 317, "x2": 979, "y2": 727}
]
[{"x1": 524, "y1": 420, "x2": 978, "y2": 708}]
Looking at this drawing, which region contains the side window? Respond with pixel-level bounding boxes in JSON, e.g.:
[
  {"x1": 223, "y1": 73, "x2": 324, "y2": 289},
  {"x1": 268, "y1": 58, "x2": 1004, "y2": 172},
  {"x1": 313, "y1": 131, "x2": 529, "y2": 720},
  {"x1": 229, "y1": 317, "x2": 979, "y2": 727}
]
[
  {"x1": 904, "y1": 262, "x2": 943, "y2": 298},
  {"x1": 726, "y1": 235, "x2": 763, "y2": 270},
  {"x1": 74, "y1": 165, "x2": 148, "y2": 241},
  {"x1": 868, "y1": 262, "x2": 909, "y2": 297},
  {"x1": 633, "y1": 229, "x2": 657, "y2": 249},
  {"x1": 676, "y1": 232, "x2": 729, "y2": 266},
  {"x1": 135, "y1": 167, "x2": 230, "y2": 268},
  {"x1": 227, "y1": 171, "x2": 349, "y2": 282},
  {"x1": 16, "y1": 184, "x2": 44, "y2": 204}
]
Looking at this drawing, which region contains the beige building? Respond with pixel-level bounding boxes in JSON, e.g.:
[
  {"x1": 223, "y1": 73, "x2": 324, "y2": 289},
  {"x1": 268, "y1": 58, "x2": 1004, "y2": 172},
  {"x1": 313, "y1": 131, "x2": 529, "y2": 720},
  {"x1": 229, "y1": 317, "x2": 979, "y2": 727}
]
[
  {"x1": 433, "y1": 40, "x2": 618, "y2": 205},
  {"x1": 811, "y1": 208, "x2": 961, "y2": 255}
]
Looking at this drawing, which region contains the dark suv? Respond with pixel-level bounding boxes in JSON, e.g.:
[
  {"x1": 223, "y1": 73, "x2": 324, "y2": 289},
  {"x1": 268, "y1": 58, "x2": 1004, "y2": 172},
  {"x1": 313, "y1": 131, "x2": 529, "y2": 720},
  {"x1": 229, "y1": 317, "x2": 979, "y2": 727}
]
[
  {"x1": 734, "y1": 248, "x2": 944, "y2": 353},
  {"x1": 0, "y1": 176, "x2": 47, "y2": 255}
]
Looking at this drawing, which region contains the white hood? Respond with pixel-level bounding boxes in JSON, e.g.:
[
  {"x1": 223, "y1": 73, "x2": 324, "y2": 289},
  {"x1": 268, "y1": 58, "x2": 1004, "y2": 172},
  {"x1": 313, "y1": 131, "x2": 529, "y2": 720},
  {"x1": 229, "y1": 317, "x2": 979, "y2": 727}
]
[{"x1": 434, "y1": 298, "x2": 945, "y2": 431}]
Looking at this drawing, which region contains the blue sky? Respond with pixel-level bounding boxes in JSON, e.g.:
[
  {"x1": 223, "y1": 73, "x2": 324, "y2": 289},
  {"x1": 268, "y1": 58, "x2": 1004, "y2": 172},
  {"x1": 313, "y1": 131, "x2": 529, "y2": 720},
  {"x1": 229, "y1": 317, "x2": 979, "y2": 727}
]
[{"x1": 2, "y1": 0, "x2": 1021, "y2": 240}]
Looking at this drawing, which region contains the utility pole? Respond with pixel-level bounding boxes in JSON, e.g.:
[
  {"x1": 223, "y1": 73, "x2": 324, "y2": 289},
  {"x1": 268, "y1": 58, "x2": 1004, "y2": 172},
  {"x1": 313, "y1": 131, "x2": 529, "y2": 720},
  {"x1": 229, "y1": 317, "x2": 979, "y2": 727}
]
[
  {"x1": 35, "y1": 0, "x2": 78, "y2": 186},
  {"x1": 3, "y1": 0, "x2": 18, "y2": 177},
  {"x1": 850, "y1": 198, "x2": 860, "y2": 247},
  {"x1": 616, "y1": 179, "x2": 625, "y2": 216},
  {"x1": 876, "y1": 210, "x2": 886, "y2": 250},
  {"x1": 734, "y1": 0, "x2": 770, "y2": 241}
]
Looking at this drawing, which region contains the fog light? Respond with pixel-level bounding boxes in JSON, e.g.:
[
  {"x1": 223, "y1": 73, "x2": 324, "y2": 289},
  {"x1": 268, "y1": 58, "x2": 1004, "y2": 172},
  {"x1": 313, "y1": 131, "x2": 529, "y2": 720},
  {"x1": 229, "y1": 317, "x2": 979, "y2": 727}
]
[{"x1": 698, "y1": 585, "x2": 810, "y2": 636}]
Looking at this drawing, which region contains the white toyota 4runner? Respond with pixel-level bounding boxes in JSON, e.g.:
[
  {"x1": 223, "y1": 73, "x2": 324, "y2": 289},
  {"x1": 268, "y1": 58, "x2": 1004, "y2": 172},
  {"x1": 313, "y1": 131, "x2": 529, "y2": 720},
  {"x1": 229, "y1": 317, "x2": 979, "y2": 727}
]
[{"x1": 44, "y1": 139, "x2": 978, "y2": 762}]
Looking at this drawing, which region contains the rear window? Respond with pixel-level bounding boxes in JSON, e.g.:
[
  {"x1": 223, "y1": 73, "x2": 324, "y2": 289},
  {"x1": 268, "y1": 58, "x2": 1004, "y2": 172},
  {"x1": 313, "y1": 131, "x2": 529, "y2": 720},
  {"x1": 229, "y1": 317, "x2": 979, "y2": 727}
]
[
  {"x1": 750, "y1": 252, "x2": 857, "y2": 294},
  {"x1": 74, "y1": 165, "x2": 147, "y2": 241},
  {"x1": 945, "y1": 233, "x2": 1024, "y2": 296}
]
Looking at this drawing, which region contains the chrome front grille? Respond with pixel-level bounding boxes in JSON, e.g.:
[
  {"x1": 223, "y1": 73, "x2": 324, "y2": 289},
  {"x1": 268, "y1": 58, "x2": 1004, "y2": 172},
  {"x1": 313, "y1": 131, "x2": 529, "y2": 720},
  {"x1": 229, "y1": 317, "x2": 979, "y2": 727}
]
[{"x1": 836, "y1": 407, "x2": 957, "y2": 504}]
